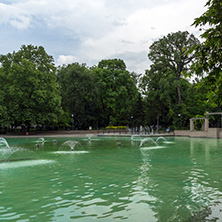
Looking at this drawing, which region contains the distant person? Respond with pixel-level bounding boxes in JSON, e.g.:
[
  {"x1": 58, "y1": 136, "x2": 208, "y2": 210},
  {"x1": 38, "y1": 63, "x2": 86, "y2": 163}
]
[{"x1": 166, "y1": 128, "x2": 170, "y2": 133}]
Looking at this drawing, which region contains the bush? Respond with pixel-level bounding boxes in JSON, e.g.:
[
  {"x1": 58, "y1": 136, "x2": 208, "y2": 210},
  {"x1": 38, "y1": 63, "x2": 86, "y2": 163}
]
[{"x1": 105, "y1": 126, "x2": 127, "y2": 130}]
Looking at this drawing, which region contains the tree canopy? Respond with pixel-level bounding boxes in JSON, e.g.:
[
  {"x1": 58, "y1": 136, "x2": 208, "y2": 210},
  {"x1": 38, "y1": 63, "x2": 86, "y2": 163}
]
[
  {"x1": 192, "y1": 0, "x2": 222, "y2": 105},
  {"x1": 148, "y1": 31, "x2": 200, "y2": 105},
  {"x1": 57, "y1": 63, "x2": 101, "y2": 129},
  {"x1": 0, "y1": 45, "x2": 62, "y2": 131},
  {"x1": 138, "y1": 31, "x2": 214, "y2": 129},
  {"x1": 92, "y1": 59, "x2": 138, "y2": 126}
]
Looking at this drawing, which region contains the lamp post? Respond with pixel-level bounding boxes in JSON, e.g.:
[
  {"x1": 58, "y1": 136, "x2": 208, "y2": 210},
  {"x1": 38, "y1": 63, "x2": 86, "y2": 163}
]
[
  {"x1": 178, "y1": 114, "x2": 182, "y2": 129},
  {"x1": 71, "y1": 114, "x2": 74, "y2": 130},
  {"x1": 131, "y1": 116, "x2": 133, "y2": 134}
]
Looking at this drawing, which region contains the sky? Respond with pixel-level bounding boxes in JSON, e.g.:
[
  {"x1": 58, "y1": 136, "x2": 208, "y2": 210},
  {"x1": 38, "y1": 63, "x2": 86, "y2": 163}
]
[{"x1": 0, "y1": 0, "x2": 207, "y2": 74}]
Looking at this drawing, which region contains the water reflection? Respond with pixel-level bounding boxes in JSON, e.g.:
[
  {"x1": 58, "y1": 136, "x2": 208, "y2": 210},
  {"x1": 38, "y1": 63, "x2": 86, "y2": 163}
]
[{"x1": 139, "y1": 137, "x2": 222, "y2": 221}]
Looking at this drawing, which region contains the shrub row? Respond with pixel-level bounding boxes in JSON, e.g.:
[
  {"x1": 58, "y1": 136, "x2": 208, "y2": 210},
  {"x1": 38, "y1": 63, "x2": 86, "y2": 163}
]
[{"x1": 105, "y1": 126, "x2": 127, "y2": 130}]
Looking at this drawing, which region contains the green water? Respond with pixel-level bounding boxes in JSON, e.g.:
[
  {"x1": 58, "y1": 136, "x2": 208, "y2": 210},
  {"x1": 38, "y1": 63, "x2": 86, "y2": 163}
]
[{"x1": 0, "y1": 136, "x2": 222, "y2": 221}]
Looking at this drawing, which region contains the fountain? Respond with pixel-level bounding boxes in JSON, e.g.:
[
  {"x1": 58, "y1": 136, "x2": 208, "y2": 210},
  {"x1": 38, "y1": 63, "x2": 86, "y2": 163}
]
[
  {"x1": 0, "y1": 137, "x2": 10, "y2": 148},
  {"x1": 84, "y1": 134, "x2": 101, "y2": 141},
  {"x1": 156, "y1": 137, "x2": 167, "y2": 142},
  {"x1": 86, "y1": 134, "x2": 94, "y2": 141},
  {"x1": 0, "y1": 137, "x2": 36, "y2": 162},
  {"x1": 0, "y1": 137, "x2": 13, "y2": 161},
  {"x1": 116, "y1": 139, "x2": 121, "y2": 146},
  {"x1": 36, "y1": 137, "x2": 45, "y2": 143},
  {"x1": 139, "y1": 138, "x2": 157, "y2": 147},
  {"x1": 131, "y1": 135, "x2": 142, "y2": 142},
  {"x1": 139, "y1": 137, "x2": 174, "y2": 150},
  {"x1": 62, "y1": 140, "x2": 80, "y2": 151},
  {"x1": 156, "y1": 137, "x2": 174, "y2": 144},
  {"x1": 55, "y1": 140, "x2": 89, "y2": 154}
]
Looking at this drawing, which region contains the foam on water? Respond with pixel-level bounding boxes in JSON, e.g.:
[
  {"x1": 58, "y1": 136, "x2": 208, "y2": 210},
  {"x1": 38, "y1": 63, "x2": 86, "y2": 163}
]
[
  {"x1": 140, "y1": 146, "x2": 166, "y2": 150},
  {"x1": 52, "y1": 151, "x2": 89, "y2": 154},
  {"x1": 163, "y1": 141, "x2": 174, "y2": 144},
  {"x1": 0, "y1": 159, "x2": 55, "y2": 170}
]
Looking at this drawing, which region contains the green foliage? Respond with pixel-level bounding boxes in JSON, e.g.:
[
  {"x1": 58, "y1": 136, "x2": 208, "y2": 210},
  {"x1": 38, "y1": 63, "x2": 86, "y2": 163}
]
[
  {"x1": 0, "y1": 45, "x2": 62, "y2": 130},
  {"x1": 131, "y1": 93, "x2": 146, "y2": 127},
  {"x1": 57, "y1": 63, "x2": 101, "y2": 129},
  {"x1": 193, "y1": 115, "x2": 205, "y2": 131},
  {"x1": 148, "y1": 31, "x2": 200, "y2": 105},
  {"x1": 98, "y1": 59, "x2": 126, "y2": 71},
  {"x1": 140, "y1": 64, "x2": 177, "y2": 127},
  {"x1": 57, "y1": 59, "x2": 138, "y2": 129},
  {"x1": 57, "y1": 112, "x2": 72, "y2": 128},
  {"x1": 141, "y1": 31, "x2": 203, "y2": 128},
  {"x1": 0, "y1": 52, "x2": 139, "y2": 130},
  {"x1": 92, "y1": 59, "x2": 138, "y2": 127},
  {"x1": 191, "y1": 0, "x2": 222, "y2": 105}
]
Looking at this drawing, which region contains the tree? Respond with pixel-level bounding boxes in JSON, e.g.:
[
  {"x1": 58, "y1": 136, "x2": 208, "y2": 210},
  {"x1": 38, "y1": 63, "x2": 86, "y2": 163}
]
[
  {"x1": 141, "y1": 50, "x2": 203, "y2": 129},
  {"x1": 131, "y1": 93, "x2": 146, "y2": 128},
  {"x1": 0, "y1": 69, "x2": 7, "y2": 127},
  {"x1": 140, "y1": 63, "x2": 178, "y2": 128},
  {"x1": 92, "y1": 59, "x2": 138, "y2": 126},
  {"x1": 192, "y1": 0, "x2": 222, "y2": 105},
  {"x1": 148, "y1": 31, "x2": 200, "y2": 105},
  {"x1": 183, "y1": 79, "x2": 214, "y2": 120},
  {"x1": 57, "y1": 63, "x2": 101, "y2": 129},
  {"x1": 0, "y1": 45, "x2": 62, "y2": 131},
  {"x1": 98, "y1": 59, "x2": 126, "y2": 71}
]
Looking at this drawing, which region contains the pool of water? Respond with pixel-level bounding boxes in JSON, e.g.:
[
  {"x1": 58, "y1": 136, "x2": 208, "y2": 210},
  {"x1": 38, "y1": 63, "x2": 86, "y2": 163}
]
[{"x1": 0, "y1": 136, "x2": 222, "y2": 221}]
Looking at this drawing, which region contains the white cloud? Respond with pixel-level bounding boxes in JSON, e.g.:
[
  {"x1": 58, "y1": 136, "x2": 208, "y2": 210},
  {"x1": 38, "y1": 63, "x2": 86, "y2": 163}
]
[
  {"x1": 0, "y1": 0, "x2": 207, "y2": 73},
  {"x1": 78, "y1": 0, "x2": 206, "y2": 73},
  {"x1": 0, "y1": 3, "x2": 31, "y2": 29},
  {"x1": 57, "y1": 55, "x2": 78, "y2": 65}
]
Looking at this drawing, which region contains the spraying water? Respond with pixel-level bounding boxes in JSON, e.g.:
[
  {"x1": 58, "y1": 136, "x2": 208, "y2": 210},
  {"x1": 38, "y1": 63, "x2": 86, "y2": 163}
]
[
  {"x1": 0, "y1": 137, "x2": 10, "y2": 149},
  {"x1": 0, "y1": 137, "x2": 36, "y2": 162},
  {"x1": 60, "y1": 140, "x2": 82, "y2": 151},
  {"x1": 139, "y1": 138, "x2": 157, "y2": 147}
]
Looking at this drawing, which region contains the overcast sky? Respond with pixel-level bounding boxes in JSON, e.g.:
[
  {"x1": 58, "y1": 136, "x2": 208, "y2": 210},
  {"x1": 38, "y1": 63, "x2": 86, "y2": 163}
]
[{"x1": 0, "y1": 0, "x2": 207, "y2": 74}]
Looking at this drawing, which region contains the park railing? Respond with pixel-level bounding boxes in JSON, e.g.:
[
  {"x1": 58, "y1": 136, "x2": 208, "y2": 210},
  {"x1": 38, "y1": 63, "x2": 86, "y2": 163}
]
[
  {"x1": 1, "y1": 128, "x2": 174, "y2": 136},
  {"x1": 97, "y1": 129, "x2": 174, "y2": 135}
]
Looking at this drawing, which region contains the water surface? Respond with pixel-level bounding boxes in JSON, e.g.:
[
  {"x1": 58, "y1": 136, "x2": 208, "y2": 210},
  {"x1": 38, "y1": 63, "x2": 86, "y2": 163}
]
[{"x1": 0, "y1": 136, "x2": 222, "y2": 221}]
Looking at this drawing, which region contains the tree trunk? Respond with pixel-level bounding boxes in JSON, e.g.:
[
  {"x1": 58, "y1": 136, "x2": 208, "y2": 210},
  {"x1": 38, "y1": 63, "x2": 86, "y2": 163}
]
[
  {"x1": 177, "y1": 84, "x2": 182, "y2": 105},
  {"x1": 176, "y1": 73, "x2": 182, "y2": 105},
  {"x1": 157, "y1": 115, "x2": 160, "y2": 131}
]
